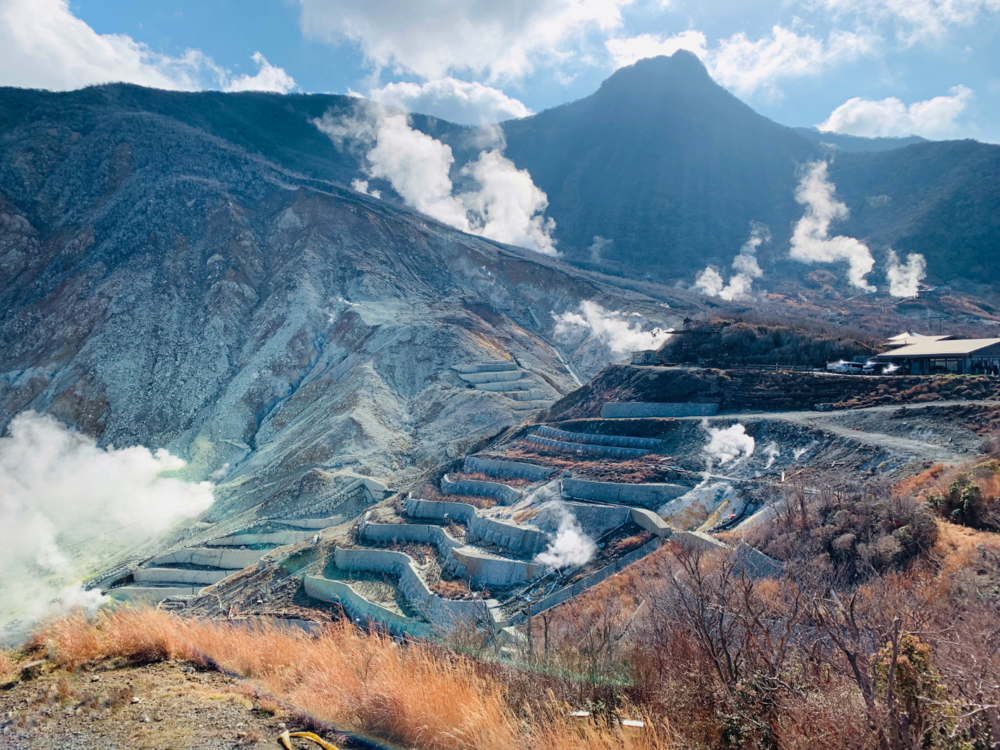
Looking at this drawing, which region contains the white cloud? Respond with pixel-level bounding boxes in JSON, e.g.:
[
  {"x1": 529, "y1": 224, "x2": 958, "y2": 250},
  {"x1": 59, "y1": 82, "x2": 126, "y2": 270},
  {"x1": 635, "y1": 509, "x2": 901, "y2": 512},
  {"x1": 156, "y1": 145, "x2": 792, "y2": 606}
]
[
  {"x1": 605, "y1": 30, "x2": 708, "y2": 68},
  {"x1": 0, "y1": 412, "x2": 214, "y2": 634},
  {"x1": 817, "y1": 85, "x2": 973, "y2": 137},
  {"x1": 606, "y1": 25, "x2": 876, "y2": 98},
  {"x1": 553, "y1": 300, "x2": 670, "y2": 355},
  {"x1": 298, "y1": 0, "x2": 633, "y2": 81},
  {"x1": 814, "y1": 0, "x2": 1000, "y2": 45},
  {"x1": 790, "y1": 161, "x2": 876, "y2": 292},
  {"x1": 711, "y1": 26, "x2": 876, "y2": 97},
  {"x1": 368, "y1": 77, "x2": 531, "y2": 124},
  {"x1": 0, "y1": 0, "x2": 294, "y2": 93},
  {"x1": 313, "y1": 104, "x2": 558, "y2": 255},
  {"x1": 224, "y1": 52, "x2": 297, "y2": 93}
]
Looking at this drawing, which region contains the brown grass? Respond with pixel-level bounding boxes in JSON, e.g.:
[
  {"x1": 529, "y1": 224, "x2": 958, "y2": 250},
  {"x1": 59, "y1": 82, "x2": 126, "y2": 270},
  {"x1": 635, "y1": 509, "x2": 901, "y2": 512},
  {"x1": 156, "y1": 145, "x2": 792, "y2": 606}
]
[
  {"x1": 432, "y1": 579, "x2": 471, "y2": 598},
  {"x1": 451, "y1": 471, "x2": 533, "y2": 488},
  {"x1": 30, "y1": 609, "x2": 676, "y2": 750},
  {"x1": 0, "y1": 648, "x2": 19, "y2": 684}
]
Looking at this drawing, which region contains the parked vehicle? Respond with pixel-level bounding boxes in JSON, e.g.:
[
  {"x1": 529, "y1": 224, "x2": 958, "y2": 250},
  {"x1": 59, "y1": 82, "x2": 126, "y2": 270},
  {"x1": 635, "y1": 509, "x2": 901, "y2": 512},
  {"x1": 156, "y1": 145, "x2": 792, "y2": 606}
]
[{"x1": 826, "y1": 360, "x2": 864, "y2": 374}]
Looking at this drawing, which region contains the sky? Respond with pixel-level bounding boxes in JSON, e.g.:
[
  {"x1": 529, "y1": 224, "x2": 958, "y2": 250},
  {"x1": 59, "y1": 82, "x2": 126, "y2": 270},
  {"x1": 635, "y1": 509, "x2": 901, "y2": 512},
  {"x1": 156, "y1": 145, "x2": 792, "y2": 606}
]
[{"x1": 0, "y1": 0, "x2": 998, "y2": 142}]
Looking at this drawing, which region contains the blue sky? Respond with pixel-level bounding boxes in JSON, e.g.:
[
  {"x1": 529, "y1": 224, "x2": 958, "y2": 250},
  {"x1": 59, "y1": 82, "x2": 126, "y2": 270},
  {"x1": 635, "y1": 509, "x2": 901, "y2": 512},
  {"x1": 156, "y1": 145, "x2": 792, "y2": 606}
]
[{"x1": 1, "y1": 0, "x2": 998, "y2": 141}]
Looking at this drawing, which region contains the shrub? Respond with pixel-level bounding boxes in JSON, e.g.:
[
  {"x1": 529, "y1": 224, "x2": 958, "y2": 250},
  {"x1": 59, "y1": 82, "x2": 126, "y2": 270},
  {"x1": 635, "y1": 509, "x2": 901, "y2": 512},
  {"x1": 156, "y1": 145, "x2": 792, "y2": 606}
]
[{"x1": 927, "y1": 469, "x2": 1000, "y2": 532}]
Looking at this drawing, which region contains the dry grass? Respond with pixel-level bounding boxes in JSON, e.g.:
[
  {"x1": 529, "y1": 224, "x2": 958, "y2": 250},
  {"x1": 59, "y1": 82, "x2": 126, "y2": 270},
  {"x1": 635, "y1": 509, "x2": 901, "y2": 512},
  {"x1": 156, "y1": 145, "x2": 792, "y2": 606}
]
[
  {"x1": 451, "y1": 471, "x2": 533, "y2": 488},
  {"x1": 431, "y1": 579, "x2": 471, "y2": 598},
  {"x1": 0, "y1": 648, "x2": 19, "y2": 684},
  {"x1": 29, "y1": 609, "x2": 676, "y2": 750}
]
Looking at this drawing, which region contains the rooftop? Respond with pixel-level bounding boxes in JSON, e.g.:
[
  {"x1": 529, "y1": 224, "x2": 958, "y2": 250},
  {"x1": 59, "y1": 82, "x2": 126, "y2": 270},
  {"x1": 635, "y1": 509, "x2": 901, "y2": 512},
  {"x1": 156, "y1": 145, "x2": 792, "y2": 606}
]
[{"x1": 876, "y1": 338, "x2": 1000, "y2": 358}]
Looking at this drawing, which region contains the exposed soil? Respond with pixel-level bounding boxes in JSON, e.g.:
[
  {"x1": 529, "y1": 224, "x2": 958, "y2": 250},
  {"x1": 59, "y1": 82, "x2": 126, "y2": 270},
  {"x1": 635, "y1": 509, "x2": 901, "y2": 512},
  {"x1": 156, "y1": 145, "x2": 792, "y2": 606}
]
[{"x1": 0, "y1": 658, "x2": 332, "y2": 750}]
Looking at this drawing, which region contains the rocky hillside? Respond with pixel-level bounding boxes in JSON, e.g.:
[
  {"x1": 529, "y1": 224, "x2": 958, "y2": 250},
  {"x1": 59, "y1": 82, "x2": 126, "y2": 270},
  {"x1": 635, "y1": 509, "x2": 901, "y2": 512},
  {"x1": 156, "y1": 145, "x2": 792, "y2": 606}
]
[{"x1": 0, "y1": 102, "x2": 687, "y2": 521}]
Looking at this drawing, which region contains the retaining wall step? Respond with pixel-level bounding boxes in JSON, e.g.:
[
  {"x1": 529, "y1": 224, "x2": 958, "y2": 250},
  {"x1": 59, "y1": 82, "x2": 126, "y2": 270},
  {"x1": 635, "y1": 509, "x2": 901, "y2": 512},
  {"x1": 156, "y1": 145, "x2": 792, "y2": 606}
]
[
  {"x1": 132, "y1": 568, "x2": 233, "y2": 585},
  {"x1": 452, "y1": 362, "x2": 518, "y2": 374},
  {"x1": 524, "y1": 434, "x2": 649, "y2": 458},
  {"x1": 562, "y1": 478, "x2": 689, "y2": 508},
  {"x1": 108, "y1": 586, "x2": 202, "y2": 602},
  {"x1": 441, "y1": 474, "x2": 523, "y2": 505},
  {"x1": 508, "y1": 400, "x2": 554, "y2": 411},
  {"x1": 458, "y1": 370, "x2": 523, "y2": 384},
  {"x1": 474, "y1": 379, "x2": 534, "y2": 392},
  {"x1": 537, "y1": 425, "x2": 661, "y2": 449},
  {"x1": 463, "y1": 456, "x2": 556, "y2": 482},
  {"x1": 600, "y1": 402, "x2": 719, "y2": 419}
]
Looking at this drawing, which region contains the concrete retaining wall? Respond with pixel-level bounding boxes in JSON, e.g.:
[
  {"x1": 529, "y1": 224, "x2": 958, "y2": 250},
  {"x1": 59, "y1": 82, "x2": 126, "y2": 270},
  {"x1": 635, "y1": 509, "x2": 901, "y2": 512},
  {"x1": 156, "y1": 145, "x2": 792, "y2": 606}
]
[
  {"x1": 474, "y1": 380, "x2": 532, "y2": 392},
  {"x1": 601, "y1": 402, "x2": 719, "y2": 419},
  {"x1": 403, "y1": 497, "x2": 477, "y2": 524},
  {"x1": 149, "y1": 547, "x2": 263, "y2": 570},
  {"x1": 451, "y1": 549, "x2": 542, "y2": 587},
  {"x1": 525, "y1": 435, "x2": 649, "y2": 459},
  {"x1": 671, "y1": 530, "x2": 728, "y2": 552},
  {"x1": 333, "y1": 547, "x2": 500, "y2": 629},
  {"x1": 360, "y1": 522, "x2": 462, "y2": 558},
  {"x1": 509, "y1": 400, "x2": 554, "y2": 411},
  {"x1": 564, "y1": 502, "x2": 632, "y2": 540},
  {"x1": 404, "y1": 497, "x2": 550, "y2": 558},
  {"x1": 441, "y1": 474, "x2": 522, "y2": 505},
  {"x1": 452, "y1": 362, "x2": 517, "y2": 374},
  {"x1": 536, "y1": 426, "x2": 661, "y2": 449},
  {"x1": 205, "y1": 531, "x2": 313, "y2": 547},
  {"x1": 109, "y1": 585, "x2": 203, "y2": 601},
  {"x1": 507, "y1": 538, "x2": 663, "y2": 626},
  {"x1": 464, "y1": 456, "x2": 555, "y2": 482},
  {"x1": 303, "y1": 575, "x2": 434, "y2": 639},
  {"x1": 458, "y1": 370, "x2": 523, "y2": 384},
  {"x1": 276, "y1": 518, "x2": 340, "y2": 530},
  {"x1": 629, "y1": 508, "x2": 675, "y2": 538},
  {"x1": 503, "y1": 390, "x2": 551, "y2": 401},
  {"x1": 133, "y1": 568, "x2": 232, "y2": 585},
  {"x1": 563, "y1": 478, "x2": 689, "y2": 508}
]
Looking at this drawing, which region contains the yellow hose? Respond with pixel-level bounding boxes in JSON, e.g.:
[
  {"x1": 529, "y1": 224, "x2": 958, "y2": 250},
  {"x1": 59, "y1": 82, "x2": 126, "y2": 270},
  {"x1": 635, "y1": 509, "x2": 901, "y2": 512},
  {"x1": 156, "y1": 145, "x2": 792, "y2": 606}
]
[{"x1": 277, "y1": 729, "x2": 340, "y2": 750}]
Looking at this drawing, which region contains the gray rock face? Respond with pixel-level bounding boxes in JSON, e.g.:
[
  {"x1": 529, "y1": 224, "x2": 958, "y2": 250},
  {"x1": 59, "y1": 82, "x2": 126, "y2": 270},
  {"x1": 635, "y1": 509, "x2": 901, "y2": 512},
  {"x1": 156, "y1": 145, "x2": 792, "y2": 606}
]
[{"x1": 0, "y1": 103, "x2": 678, "y2": 522}]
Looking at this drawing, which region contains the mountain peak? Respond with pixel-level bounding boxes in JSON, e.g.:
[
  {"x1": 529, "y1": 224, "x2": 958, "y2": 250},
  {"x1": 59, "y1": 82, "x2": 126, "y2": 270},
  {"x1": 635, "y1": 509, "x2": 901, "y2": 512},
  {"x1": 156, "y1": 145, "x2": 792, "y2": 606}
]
[{"x1": 600, "y1": 51, "x2": 713, "y2": 93}]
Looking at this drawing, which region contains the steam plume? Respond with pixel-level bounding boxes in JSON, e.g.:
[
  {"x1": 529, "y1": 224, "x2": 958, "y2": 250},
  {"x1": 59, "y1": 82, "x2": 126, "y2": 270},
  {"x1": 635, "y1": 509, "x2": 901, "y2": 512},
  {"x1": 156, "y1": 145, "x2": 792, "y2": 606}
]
[
  {"x1": 790, "y1": 161, "x2": 876, "y2": 292},
  {"x1": 313, "y1": 104, "x2": 557, "y2": 256},
  {"x1": 885, "y1": 249, "x2": 927, "y2": 298},
  {"x1": 534, "y1": 504, "x2": 596, "y2": 569},
  {"x1": 695, "y1": 223, "x2": 770, "y2": 300},
  {"x1": 704, "y1": 422, "x2": 755, "y2": 466},
  {"x1": 0, "y1": 412, "x2": 214, "y2": 635},
  {"x1": 553, "y1": 301, "x2": 670, "y2": 356}
]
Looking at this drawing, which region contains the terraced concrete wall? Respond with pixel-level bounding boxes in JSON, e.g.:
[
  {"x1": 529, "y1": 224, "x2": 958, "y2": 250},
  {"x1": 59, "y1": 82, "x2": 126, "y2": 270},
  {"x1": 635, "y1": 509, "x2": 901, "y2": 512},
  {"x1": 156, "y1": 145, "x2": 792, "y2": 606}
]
[
  {"x1": 564, "y1": 502, "x2": 632, "y2": 540},
  {"x1": 109, "y1": 585, "x2": 203, "y2": 601},
  {"x1": 149, "y1": 548, "x2": 262, "y2": 570},
  {"x1": 563, "y1": 478, "x2": 689, "y2": 508},
  {"x1": 473, "y1": 380, "x2": 532, "y2": 392},
  {"x1": 403, "y1": 497, "x2": 477, "y2": 524},
  {"x1": 601, "y1": 402, "x2": 719, "y2": 419},
  {"x1": 404, "y1": 497, "x2": 549, "y2": 558},
  {"x1": 452, "y1": 362, "x2": 517, "y2": 374},
  {"x1": 629, "y1": 508, "x2": 674, "y2": 538},
  {"x1": 205, "y1": 531, "x2": 313, "y2": 547},
  {"x1": 458, "y1": 370, "x2": 523, "y2": 384},
  {"x1": 303, "y1": 575, "x2": 433, "y2": 639},
  {"x1": 536, "y1": 426, "x2": 661, "y2": 449},
  {"x1": 507, "y1": 539, "x2": 663, "y2": 626},
  {"x1": 360, "y1": 523, "x2": 462, "y2": 558},
  {"x1": 441, "y1": 474, "x2": 522, "y2": 505},
  {"x1": 467, "y1": 516, "x2": 549, "y2": 557},
  {"x1": 525, "y1": 435, "x2": 649, "y2": 458},
  {"x1": 671, "y1": 530, "x2": 728, "y2": 552},
  {"x1": 451, "y1": 549, "x2": 542, "y2": 587},
  {"x1": 464, "y1": 456, "x2": 555, "y2": 482},
  {"x1": 133, "y1": 568, "x2": 232, "y2": 585},
  {"x1": 333, "y1": 547, "x2": 500, "y2": 629}
]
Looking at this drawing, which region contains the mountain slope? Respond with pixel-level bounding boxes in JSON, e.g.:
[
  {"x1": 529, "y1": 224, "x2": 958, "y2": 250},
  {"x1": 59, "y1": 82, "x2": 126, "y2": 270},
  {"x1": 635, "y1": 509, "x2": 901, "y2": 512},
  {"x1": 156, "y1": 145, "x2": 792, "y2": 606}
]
[
  {"x1": 0, "y1": 100, "x2": 686, "y2": 521},
  {"x1": 500, "y1": 53, "x2": 1000, "y2": 290}
]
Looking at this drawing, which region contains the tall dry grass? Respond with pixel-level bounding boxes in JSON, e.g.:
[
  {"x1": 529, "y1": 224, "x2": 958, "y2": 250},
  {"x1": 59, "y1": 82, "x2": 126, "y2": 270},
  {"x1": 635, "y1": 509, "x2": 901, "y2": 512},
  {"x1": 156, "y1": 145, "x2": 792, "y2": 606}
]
[
  {"x1": 30, "y1": 609, "x2": 675, "y2": 750},
  {"x1": 0, "y1": 648, "x2": 19, "y2": 684}
]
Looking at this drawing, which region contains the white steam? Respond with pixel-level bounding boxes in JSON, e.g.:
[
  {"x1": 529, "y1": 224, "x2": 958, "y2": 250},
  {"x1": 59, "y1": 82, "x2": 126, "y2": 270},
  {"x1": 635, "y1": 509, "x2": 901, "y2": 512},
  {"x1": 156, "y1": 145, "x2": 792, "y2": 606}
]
[
  {"x1": 885, "y1": 249, "x2": 927, "y2": 298},
  {"x1": 0, "y1": 412, "x2": 214, "y2": 634},
  {"x1": 589, "y1": 235, "x2": 613, "y2": 263},
  {"x1": 553, "y1": 301, "x2": 670, "y2": 356},
  {"x1": 790, "y1": 161, "x2": 876, "y2": 292},
  {"x1": 695, "y1": 223, "x2": 770, "y2": 301},
  {"x1": 704, "y1": 422, "x2": 755, "y2": 466},
  {"x1": 313, "y1": 104, "x2": 557, "y2": 256},
  {"x1": 764, "y1": 442, "x2": 780, "y2": 469},
  {"x1": 534, "y1": 504, "x2": 597, "y2": 570}
]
